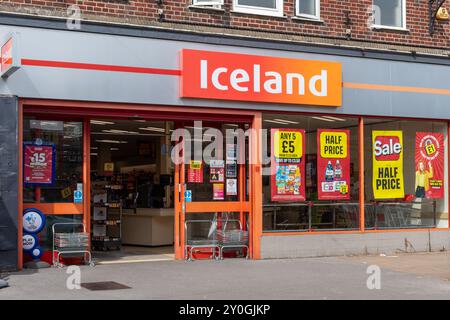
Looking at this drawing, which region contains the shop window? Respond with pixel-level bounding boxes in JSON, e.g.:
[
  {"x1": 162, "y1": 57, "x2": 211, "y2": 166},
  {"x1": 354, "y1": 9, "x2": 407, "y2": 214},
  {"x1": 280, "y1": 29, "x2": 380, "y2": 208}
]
[
  {"x1": 262, "y1": 114, "x2": 360, "y2": 232},
  {"x1": 296, "y1": 0, "x2": 320, "y2": 20},
  {"x1": 364, "y1": 119, "x2": 448, "y2": 229},
  {"x1": 233, "y1": 0, "x2": 284, "y2": 17},
  {"x1": 23, "y1": 117, "x2": 83, "y2": 203},
  {"x1": 372, "y1": 0, "x2": 406, "y2": 29},
  {"x1": 183, "y1": 122, "x2": 249, "y2": 202}
]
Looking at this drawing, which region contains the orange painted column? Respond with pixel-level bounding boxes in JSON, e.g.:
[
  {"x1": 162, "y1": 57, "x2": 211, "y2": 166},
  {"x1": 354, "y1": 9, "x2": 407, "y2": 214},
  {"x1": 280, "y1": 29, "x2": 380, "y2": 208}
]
[
  {"x1": 251, "y1": 112, "x2": 263, "y2": 259},
  {"x1": 359, "y1": 117, "x2": 365, "y2": 232},
  {"x1": 448, "y1": 122, "x2": 450, "y2": 229},
  {"x1": 83, "y1": 119, "x2": 91, "y2": 238}
]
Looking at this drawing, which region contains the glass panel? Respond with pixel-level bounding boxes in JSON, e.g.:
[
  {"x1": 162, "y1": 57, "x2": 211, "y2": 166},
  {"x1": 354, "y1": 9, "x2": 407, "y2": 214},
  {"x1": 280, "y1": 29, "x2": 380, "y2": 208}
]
[
  {"x1": 298, "y1": 0, "x2": 316, "y2": 16},
  {"x1": 238, "y1": 0, "x2": 277, "y2": 9},
  {"x1": 262, "y1": 114, "x2": 360, "y2": 232},
  {"x1": 373, "y1": 0, "x2": 403, "y2": 27},
  {"x1": 39, "y1": 214, "x2": 84, "y2": 251},
  {"x1": 364, "y1": 119, "x2": 448, "y2": 229},
  {"x1": 23, "y1": 117, "x2": 83, "y2": 203},
  {"x1": 183, "y1": 122, "x2": 249, "y2": 202}
]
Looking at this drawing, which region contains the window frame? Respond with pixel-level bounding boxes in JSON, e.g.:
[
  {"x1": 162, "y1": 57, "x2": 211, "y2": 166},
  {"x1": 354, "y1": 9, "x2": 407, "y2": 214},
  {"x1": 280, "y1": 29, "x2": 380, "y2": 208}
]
[
  {"x1": 192, "y1": 0, "x2": 224, "y2": 7},
  {"x1": 233, "y1": 0, "x2": 284, "y2": 17},
  {"x1": 295, "y1": 0, "x2": 320, "y2": 21},
  {"x1": 371, "y1": 0, "x2": 407, "y2": 31}
]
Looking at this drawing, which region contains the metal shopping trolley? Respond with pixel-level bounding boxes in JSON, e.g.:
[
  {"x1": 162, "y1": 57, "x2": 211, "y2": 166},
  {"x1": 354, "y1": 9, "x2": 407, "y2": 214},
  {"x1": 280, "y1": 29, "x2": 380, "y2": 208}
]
[
  {"x1": 184, "y1": 219, "x2": 220, "y2": 261},
  {"x1": 217, "y1": 219, "x2": 249, "y2": 260},
  {"x1": 52, "y1": 222, "x2": 93, "y2": 267}
]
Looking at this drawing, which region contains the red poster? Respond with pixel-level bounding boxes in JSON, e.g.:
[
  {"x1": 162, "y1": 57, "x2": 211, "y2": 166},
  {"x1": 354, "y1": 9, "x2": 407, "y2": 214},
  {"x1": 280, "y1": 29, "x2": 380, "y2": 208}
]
[
  {"x1": 188, "y1": 160, "x2": 203, "y2": 183},
  {"x1": 317, "y1": 129, "x2": 350, "y2": 200},
  {"x1": 270, "y1": 128, "x2": 306, "y2": 202},
  {"x1": 24, "y1": 144, "x2": 56, "y2": 186},
  {"x1": 415, "y1": 132, "x2": 444, "y2": 199}
]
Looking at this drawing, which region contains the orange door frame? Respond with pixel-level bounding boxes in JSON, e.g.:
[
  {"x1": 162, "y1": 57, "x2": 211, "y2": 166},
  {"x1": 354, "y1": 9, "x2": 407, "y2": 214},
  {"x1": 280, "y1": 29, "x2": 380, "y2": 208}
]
[{"x1": 18, "y1": 99, "x2": 262, "y2": 268}]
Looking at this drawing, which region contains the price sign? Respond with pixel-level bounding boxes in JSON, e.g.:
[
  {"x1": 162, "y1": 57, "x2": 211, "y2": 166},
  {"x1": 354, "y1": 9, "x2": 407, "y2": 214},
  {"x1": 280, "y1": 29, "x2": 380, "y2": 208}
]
[
  {"x1": 274, "y1": 130, "x2": 303, "y2": 161},
  {"x1": 23, "y1": 143, "x2": 56, "y2": 186}
]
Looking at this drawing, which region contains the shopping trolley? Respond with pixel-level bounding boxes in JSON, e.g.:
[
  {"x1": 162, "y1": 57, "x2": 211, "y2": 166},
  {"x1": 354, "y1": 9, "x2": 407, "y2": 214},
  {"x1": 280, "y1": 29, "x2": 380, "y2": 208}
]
[
  {"x1": 184, "y1": 219, "x2": 220, "y2": 261},
  {"x1": 52, "y1": 222, "x2": 93, "y2": 267},
  {"x1": 217, "y1": 219, "x2": 249, "y2": 260}
]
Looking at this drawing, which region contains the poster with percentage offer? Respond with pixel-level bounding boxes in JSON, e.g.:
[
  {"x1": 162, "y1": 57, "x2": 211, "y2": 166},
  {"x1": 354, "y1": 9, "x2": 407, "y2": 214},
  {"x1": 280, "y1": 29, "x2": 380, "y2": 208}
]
[
  {"x1": 317, "y1": 129, "x2": 350, "y2": 200},
  {"x1": 270, "y1": 128, "x2": 306, "y2": 202},
  {"x1": 23, "y1": 143, "x2": 56, "y2": 186},
  {"x1": 415, "y1": 132, "x2": 444, "y2": 199}
]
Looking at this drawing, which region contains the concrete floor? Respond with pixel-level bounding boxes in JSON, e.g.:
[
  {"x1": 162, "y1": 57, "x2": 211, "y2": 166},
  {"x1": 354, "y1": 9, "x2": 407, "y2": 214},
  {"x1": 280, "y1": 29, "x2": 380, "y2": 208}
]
[{"x1": 1, "y1": 252, "x2": 449, "y2": 300}]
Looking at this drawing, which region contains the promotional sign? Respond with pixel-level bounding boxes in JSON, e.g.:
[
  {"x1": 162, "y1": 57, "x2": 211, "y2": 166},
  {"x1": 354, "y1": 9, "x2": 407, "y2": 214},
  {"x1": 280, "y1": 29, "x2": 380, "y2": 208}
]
[
  {"x1": 271, "y1": 129, "x2": 306, "y2": 202},
  {"x1": 226, "y1": 179, "x2": 238, "y2": 196},
  {"x1": 415, "y1": 132, "x2": 444, "y2": 199},
  {"x1": 317, "y1": 129, "x2": 350, "y2": 200},
  {"x1": 180, "y1": 49, "x2": 342, "y2": 107},
  {"x1": 213, "y1": 184, "x2": 224, "y2": 200},
  {"x1": 22, "y1": 208, "x2": 46, "y2": 234},
  {"x1": 372, "y1": 131, "x2": 404, "y2": 199},
  {"x1": 23, "y1": 143, "x2": 56, "y2": 186},
  {"x1": 226, "y1": 162, "x2": 238, "y2": 178},
  {"x1": 188, "y1": 160, "x2": 203, "y2": 183},
  {"x1": 210, "y1": 160, "x2": 225, "y2": 183},
  {"x1": 74, "y1": 183, "x2": 83, "y2": 204}
]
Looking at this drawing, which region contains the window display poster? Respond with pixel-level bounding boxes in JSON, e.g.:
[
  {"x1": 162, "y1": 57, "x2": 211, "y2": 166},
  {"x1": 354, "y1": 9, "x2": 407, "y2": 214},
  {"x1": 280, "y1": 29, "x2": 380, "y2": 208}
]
[
  {"x1": 317, "y1": 129, "x2": 350, "y2": 200},
  {"x1": 226, "y1": 162, "x2": 238, "y2": 178},
  {"x1": 270, "y1": 128, "x2": 306, "y2": 202},
  {"x1": 226, "y1": 179, "x2": 238, "y2": 196},
  {"x1": 23, "y1": 143, "x2": 56, "y2": 186},
  {"x1": 213, "y1": 183, "x2": 225, "y2": 200},
  {"x1": 210, "y1": 160, "x2": 225, "y2": 183},
  {"x1": 188, "y1": 160, "x2": 203, "y2": 183},
  {"x1": 415, "y1": 132, "x2": 444, "y2": 199},
  {"x1": 372, "y1": 130, "x2": 405, "y2": 199}
]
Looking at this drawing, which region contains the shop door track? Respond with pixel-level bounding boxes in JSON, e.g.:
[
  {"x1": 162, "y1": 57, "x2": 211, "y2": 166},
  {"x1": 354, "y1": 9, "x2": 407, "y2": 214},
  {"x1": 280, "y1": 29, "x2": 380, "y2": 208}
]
[{"x1": 81, "y1": 281, "x2": 131, "y2": 291}]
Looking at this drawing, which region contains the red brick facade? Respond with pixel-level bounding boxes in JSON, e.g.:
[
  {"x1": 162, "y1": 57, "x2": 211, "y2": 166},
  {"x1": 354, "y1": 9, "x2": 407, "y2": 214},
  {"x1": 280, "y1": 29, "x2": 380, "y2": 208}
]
[{"x1": 1, "y1": 0, "x2": 449, "y2": 51}]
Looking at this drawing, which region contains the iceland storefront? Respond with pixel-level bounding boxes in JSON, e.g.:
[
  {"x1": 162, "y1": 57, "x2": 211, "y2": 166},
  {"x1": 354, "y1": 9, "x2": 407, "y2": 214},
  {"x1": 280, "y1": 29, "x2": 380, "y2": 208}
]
[{"x1": 0, "y1": 15, "x2": 449, "y2": 270}]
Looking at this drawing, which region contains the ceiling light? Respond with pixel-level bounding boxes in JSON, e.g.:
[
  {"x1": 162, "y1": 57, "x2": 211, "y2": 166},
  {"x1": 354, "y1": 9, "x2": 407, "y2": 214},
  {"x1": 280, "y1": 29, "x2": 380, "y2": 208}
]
[
  {"x1": 311, "y1": 116, "x2": 335, "y2": 122},
  {"x1": 91, "y1": 147, "x2": 98, "y2": 150},
  {"x1": 91, "y1": 153, "x2": 98, "y2": 156},
  {"x1": 110, "y1": 148, "x2": 120, "y2": 151},
  {"x1": 90, "y1": 120, "x2": 115, "y2": 125},
  {"x1": 274, "y1": 118, "x2": 299, "y2": 124},
  {"x1": 102, "y1": 129, "x2": 139, "y2": 134},
  {"x1": 264, "y1": 119, "x2": 291, "y2": 125},
  {"x1": 139, "y1": 127, "x2": 166, "y2": 132},
  {"x1": 96, "y1": 139, "x2": 128, "y2": 144},
  {"x1": 322, "y1": 116, "x2": 346, "y2": 122}
]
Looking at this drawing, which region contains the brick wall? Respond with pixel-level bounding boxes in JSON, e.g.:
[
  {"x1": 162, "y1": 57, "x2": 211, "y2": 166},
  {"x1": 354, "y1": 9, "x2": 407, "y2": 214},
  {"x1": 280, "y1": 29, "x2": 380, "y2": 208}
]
[{"x1": 0, "y1": 0, "x2": 449, "y2": 50}]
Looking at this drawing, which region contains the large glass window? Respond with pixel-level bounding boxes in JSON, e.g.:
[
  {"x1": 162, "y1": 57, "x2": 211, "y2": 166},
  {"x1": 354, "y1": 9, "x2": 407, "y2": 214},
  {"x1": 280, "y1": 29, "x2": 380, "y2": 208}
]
[
  {"x1": 23, "y1": 117, "x2": 83, "y2": 203},
  {"x1": 372, "y1": 0, "x2": 405, "y2": 29},
  {"x1": 364, "y1": 119, "x2": 448, "y2": 229},
  {"x1": 233, "y1": 0, "x2": 284, "y2": 17},
  {"x1": 263, "y1": 114, "x2": 360, "y2": 232}
]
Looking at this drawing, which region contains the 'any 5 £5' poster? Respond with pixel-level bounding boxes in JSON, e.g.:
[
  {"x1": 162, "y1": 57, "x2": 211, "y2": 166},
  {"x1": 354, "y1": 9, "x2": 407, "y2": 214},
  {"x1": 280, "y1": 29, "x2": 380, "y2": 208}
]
[{"x1": 270, "y1": 128, "x2": 306, "y2": 202}]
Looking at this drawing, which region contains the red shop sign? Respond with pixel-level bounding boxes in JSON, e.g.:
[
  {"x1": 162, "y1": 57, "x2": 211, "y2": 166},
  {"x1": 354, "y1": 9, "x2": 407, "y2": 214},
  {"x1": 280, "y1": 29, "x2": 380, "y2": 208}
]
[{"x1": 23, "y1": 143, "x2": 56, "y2": 186}]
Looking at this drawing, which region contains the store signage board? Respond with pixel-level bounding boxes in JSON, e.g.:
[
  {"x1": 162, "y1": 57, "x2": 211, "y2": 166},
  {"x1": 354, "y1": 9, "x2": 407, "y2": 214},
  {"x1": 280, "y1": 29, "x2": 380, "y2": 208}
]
[
  {"x1": 317, "y1": 129, "x2": 350, "y2": 200},
  {"x1": 372, "y1": 131, "x2": 405, "y2": 199},
  {"x1": 180, "y1": 49, "x2": 342, "y2": 107},
  {"x1": 23, "y1": 142, "x2": 56, "y2": 186},
  {"x1": 1, "y1": 33, "x2": 20, "y2": 79},
  {"x1": 415, "y1": 132, "x2": 444, "y2": 199}
]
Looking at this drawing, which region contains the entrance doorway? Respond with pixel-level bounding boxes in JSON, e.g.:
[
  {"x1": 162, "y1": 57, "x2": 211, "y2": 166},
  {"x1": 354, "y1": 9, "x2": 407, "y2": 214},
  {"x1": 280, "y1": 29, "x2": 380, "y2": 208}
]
[
  {"x1": 20, "y1": 100, "x2": 259, "y2": 268},
  {"x1": 90, "y1": 119, "x2": 175, "y2": 263}
]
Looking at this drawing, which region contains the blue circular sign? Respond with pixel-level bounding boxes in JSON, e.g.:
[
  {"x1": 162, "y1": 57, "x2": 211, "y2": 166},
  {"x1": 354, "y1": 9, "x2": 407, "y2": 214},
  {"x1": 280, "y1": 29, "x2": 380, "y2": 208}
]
[
  {"x1": 23, "y1": 208, "x2": 46, "y2": 234},
  {"x1": 22, "y1": 233, "x2": 38, "y2": 252}
]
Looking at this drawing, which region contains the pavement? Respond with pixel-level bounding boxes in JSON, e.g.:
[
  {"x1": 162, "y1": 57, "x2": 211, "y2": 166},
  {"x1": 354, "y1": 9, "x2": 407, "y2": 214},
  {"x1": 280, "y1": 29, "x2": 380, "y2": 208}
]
[{"x1": 0, "y1": 252, "x2": 449, "y2": 300}]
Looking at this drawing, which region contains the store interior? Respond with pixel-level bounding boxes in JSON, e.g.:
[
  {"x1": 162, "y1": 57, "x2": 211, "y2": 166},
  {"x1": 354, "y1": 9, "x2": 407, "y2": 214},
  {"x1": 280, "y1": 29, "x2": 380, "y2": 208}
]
[{"x1": 90, "y1": 119, "x2": 175, "y2": 263}]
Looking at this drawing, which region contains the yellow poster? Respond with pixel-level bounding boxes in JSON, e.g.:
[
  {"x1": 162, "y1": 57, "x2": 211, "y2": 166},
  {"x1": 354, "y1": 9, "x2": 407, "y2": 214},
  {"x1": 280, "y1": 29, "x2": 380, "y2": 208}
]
[
  {"x1": 273, "y1": 130, "x2": 303, "y2": 160},
  {"x1": 372, "y1": 130, "x2": 404, "y2": 199}
]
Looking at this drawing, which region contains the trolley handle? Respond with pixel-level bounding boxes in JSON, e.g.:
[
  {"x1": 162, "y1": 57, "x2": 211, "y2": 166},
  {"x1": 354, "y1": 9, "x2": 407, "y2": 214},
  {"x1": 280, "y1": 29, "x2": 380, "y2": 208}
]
[{"x1": 52, "y1": 222, "x2": 87, "y2": 234}]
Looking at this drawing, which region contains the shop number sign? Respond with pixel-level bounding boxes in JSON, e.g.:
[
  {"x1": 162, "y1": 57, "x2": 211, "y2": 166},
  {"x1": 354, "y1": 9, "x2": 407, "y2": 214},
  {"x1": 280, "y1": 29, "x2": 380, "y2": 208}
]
[{"x1": 23, "y1": 143, "x2": 56, "y2": 186}]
